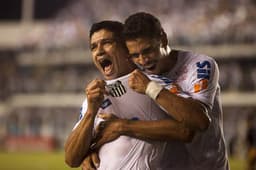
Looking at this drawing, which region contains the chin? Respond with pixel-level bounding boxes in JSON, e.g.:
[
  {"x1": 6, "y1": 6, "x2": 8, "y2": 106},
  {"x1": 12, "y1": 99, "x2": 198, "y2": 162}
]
[
  {"x1": 105, "y1": 73, "x2": 118, "y2": 80},
  {"x1": 145, "y1": 67, "x2": 156, "y2": 73}
]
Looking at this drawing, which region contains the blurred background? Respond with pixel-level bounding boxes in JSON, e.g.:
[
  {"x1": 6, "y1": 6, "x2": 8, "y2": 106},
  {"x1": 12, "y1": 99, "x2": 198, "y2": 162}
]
[{"x1": 0, "y1": 0, "x2": 255, "y2": 169}]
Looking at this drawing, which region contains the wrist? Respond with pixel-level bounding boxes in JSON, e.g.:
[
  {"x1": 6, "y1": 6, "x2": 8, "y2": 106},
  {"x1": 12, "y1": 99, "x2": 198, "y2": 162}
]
[
  {"x1": 117, "y1": 119, "x2": 130, "y2": 135},
  {"x1": 145, "y1": 81, "x2": 163, "y2": 100},
  {"x1": 86, "y1": 107, "x2": 98, "y2": 116}
]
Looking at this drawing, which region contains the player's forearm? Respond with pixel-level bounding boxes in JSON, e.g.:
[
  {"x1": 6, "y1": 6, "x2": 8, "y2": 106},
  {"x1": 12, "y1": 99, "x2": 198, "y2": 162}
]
[
  {"x1": 156, "y1": 89, "x2": 210, "y2": 131},
  {"x1": 120, "y1": 119, "x2": 194, "y2": 142},
  {"x1": 64, "y1": 111, "x2": 97, "y2": 167}
]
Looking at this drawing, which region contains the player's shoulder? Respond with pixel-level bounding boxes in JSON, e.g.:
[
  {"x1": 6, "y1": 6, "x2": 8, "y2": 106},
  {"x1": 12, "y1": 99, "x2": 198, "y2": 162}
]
[
  {"x1": 175, "y1": 49, "x2": 217, "y2": 68},
  {"x1": 147, "y1": 74, "x2": 173, "y2": 86}
]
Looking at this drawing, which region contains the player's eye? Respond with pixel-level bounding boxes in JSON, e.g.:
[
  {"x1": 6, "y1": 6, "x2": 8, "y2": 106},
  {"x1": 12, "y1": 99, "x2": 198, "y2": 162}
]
[
  {"x1": 130, "y1": 53, "x2": 140, "y2": 59},
  {"x1": 90, "y1": 44, "x2": 96, "y2": 51},
  {"x1": 142, "y1": 46, "x2": 155, "y2": 55}
]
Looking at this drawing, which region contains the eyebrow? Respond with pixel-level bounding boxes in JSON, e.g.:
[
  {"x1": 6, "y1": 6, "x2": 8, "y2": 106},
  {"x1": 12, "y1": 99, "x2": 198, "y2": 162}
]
[
  {"x1": 91, "y1": 37, "x2": 115, "y2": 45},
  {"x1": 129, "y1": 44, "x2": 154, "y2": 55},
  {"x1": 142, "y1": 45, "x2": 155, "y2": 53}
]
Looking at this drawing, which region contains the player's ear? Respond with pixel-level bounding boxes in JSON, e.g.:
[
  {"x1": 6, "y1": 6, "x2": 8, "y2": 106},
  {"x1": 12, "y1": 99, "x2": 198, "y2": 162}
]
[
  {"x1": 159, "y1": 29, "x2": 170, "y2": 57},
  {"x1": 160, "y1": 29, "x2": 168, "y2": 48}
]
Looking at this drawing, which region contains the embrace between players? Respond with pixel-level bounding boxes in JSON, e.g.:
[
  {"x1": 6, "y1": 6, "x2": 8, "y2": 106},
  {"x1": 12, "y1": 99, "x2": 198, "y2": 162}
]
[{"x1": 65, "y1": 12, "x2": 230, "y2": 170}]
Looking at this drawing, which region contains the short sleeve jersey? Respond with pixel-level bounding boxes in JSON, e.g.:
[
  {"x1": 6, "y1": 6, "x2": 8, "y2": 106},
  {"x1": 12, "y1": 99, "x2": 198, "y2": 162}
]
[
  {"x1": 163, "y1": 50, "x2": 229, "y2": 170},
  {"x1": 74, "y1": 73, "x2": 189, "y2": 170}
]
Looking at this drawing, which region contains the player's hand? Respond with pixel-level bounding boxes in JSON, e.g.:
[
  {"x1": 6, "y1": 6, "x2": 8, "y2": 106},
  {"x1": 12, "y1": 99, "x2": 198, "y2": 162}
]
[
  {"x1": 81, "y1": 152, "x2": 100, "y2": 170},
  {"x1": 91, "y1": 113, "x2": 124, "y2": 149},
  {"x1": 128, "y1": 69, "x2": 150, "y2": 94},
  {"x1": 85, "y1": 79, "x2": 107, "y2": 112}
]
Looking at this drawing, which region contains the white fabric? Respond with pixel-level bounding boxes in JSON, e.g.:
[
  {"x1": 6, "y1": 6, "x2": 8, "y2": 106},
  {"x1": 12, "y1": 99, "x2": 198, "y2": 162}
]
[
  {"x1": 73, "y1": 50, "x2": 229, "y2": 170},
  {"x1": 74, "y1": 73, "x2": 189, "y2": 170},
  {"x1": 164, "y1": 50, "x2": 229, "y2": 170}
]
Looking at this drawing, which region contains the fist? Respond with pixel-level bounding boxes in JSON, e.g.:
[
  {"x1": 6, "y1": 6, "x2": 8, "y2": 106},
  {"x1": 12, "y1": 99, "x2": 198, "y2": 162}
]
[
  {"x1": 85, "y1": 79, "x2": 106, "y2": 111},
  {"x1": 128, "y1": 69, "x2": 150, "y2": 94}
]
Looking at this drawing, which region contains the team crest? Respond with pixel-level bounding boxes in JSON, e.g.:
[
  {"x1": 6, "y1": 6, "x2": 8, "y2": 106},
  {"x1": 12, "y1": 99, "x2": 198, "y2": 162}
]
[{"x1": 106, "y1": 80, "x2": 126, "y2": 97}]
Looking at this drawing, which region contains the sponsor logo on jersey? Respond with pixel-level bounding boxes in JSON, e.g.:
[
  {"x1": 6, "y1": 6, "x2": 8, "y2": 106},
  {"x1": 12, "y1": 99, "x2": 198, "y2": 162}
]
[
  {"x1": 169, "y1": 84, "x2": 181, "y2": 94},
  {"x1": 194, "y1": 79, "x2": 209, "y2": 93},
  {"x1": 196, "y1": 60, "x2": 211, "y2": 80},
  {"x1": 100, "y1": 98, "x2": 112, "y2": 109},
  {"x1": 106, "y1": 80, "x2": 126, "y2": 97},
  {"x1": 149, "y1": 74, "x2": 173, "y2": 85},
  {"x1": 131, "y1": 117, "x2": 139, "y2": 120},
  {"x1": 149, "y1": 74, "x2": 182, "y2": 94},
  {"x1": 194, "y1": 60, "x2": 211, "y2": 92}
]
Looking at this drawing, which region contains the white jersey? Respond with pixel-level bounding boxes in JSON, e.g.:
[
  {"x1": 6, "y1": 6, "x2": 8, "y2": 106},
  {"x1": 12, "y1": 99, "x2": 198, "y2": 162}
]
[
  {"x1": 162, "y1": 50, "x2": 229, "y2": 170},
  {"x1": 75, "y1": 73, "x2": 190, "y2": 170}
]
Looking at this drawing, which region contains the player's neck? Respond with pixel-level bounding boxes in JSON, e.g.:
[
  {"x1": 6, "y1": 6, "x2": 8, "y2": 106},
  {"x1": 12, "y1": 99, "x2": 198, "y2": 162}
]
[{"x1": 120, "y1": 62, "x2": 137, "y2": 76}]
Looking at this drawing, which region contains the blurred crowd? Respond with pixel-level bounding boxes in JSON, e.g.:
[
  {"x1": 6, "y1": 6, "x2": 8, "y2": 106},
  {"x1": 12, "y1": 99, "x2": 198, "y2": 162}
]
[
  {"x1": 1, "y1": 56, "x2": 256, "y2": 102},
  {"x1": 22, "y1": 0, "x2": 256, "y2": 49},
  {"x1": 13, "y1": 64, "x2": 98, "y2": 94},
  {"x1": 4, "y1": 107, "x2": 78, "y2": 149},
  {"x1": 218, "y1": 59, "x2": 256, "y2": 92}
]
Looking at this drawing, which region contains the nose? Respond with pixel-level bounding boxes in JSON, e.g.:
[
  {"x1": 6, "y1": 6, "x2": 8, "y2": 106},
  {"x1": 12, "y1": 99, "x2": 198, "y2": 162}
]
[
  {"x1": 95, "y1": 43, "x2": 105, "y2": 57},
  {"x1": 138, "y1": 54, "x2": 150, "y2": 65}
]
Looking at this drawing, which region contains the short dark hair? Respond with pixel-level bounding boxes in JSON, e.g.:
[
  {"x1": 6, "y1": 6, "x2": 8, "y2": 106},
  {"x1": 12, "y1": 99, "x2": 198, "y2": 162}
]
[
  {"x1": 89, "y1": 20, "x2": 124, "y2": 40},
  {"x1": 123, "y1": 12, "x2": 163, "y2": 40}
]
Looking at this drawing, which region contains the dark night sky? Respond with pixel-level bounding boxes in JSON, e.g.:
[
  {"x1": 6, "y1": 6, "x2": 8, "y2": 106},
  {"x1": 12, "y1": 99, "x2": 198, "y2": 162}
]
[{"x1": 0, "y1": 0, "x2": 70, "y2": 20}]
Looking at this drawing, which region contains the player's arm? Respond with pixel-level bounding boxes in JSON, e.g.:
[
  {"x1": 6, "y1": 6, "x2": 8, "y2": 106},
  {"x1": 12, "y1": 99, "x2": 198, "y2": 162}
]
[
  {"x1": 129, "y1": 69, "x2": 210, "y2": 131},
  {"x1": 82, "y1": 114, "x2": 195, "y2": 169},
  {"x1": 121, "y1": 118, "x2": 195, "y2": 142},
  {"x1": 91, "y1": 113, "x2": 195, "y2": 150},
  {"x1": 156, "y1": 89, "x2": 210, "y2": 131},
  {"x1": 64, "y1": 79, "x2": 105, "y2": 168}
]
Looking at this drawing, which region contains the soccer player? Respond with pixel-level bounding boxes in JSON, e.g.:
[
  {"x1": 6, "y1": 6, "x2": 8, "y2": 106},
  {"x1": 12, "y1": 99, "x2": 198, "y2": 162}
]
[
  {"x1": 65, "y1": 20, "x2": 194, "y2": 170},
  {"x1": 123, "y1": 12, "x2": 230, "y2": 170}
]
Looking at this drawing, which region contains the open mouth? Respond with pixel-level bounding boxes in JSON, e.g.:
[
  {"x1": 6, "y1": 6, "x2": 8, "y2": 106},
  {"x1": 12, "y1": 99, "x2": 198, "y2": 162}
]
[{"x1": 99, "y1": 58, "x2": 113, "y2": 74}]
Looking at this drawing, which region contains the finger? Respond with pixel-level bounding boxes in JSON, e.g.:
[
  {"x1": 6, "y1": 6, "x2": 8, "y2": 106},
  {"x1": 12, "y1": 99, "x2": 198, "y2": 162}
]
[
  {"x1": 94, "y1": 123, "x2": 102, "y2": 135},
  {"x1": 91, "y1": 152, "x2": 100, "y2": 168},
  {"x1": 81, "y1": 158, "x2": 95, "y2": 170},
  {"x1": 87, "y1": 93, "x2": 104, "y2": 102},
  {"x1": 128, "y1": 77, "x2": 136, "y2": 89},
  {"x1": 91, "y1": 132, "x2": 106, "y2": 150},
  {"x1": 98, "y1": 113, "x2": 115, "y2": 120},
  {"x1": 128, "y1": 73, "x2": 135, "y2": 82},
  {"x1": 86, "y1": 79, "x2": 106, "y2": 92},
  {"x1": 134, "y1": 69, "x2": 147, "y2": 77},
  {"x1": 97, "y1": 121, "x2": 106, "y2": 131},
  {"x1": 87, "y1": 88, "x2": 105, "y2": 98},
  {"x1": 86, "y1": 84, "x2": 106, "y2": 93},
  {"x1": 132, "y1": 69, "x2": 138, "y2": 74},
  {"x1": 91, "y1": 139, "x2": 103, "y2": 150},
  {"x1": 94, "y1": 79, "x2": 106, "y2": 89},
  {"x1": 134, "y1": 69, "x2": 140, "y2": 74},
  {"x1": 86, "y1": 79, "x2": 99, "y2": 90},
  {"x1": 103, "y1": 113, "x2": 117, "y2": 119}
]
